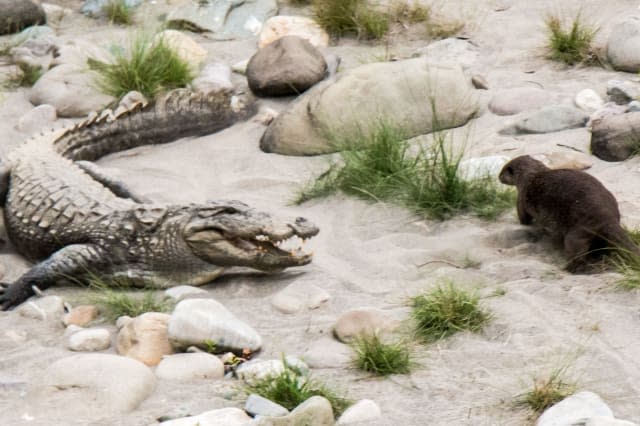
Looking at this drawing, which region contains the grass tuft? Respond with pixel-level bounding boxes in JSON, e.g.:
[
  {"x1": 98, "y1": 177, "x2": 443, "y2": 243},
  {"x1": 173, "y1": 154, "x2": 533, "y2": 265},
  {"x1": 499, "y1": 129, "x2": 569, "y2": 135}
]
[
  {"x1": 515, "y1": 365, "x2": 577, "y2": 413},
  {"x1": 88, "y1": 32, "x2": 193, "y2": 100},
  {"x1": 245, "y1": 358, "x2": 351, "y2": 417},
  {"x1": 5, "y1": 63, "x2": 43, "y2": 87},
  {"x1": 295, "y1": 121, "x2": 515, "y2": 221},
  {"x1": 312, "y1": 0, "x2": 390, "y2": 40},
  {"x1": 410, "y1": 281, "x2": 492, "y2": 343},
  {"x1": 545, "y1": 14, "x2": 597, "y2": 65},
  {"x1": 87, "y1": 275, "x2": 173, "y2": 321},
  {"x1": 601, "y1": 228, "x2": 640, "y2": 290},
  {"x1": 104, "y1": 0, "x2": 134, "y2": 25},
  {"x1": 351, "y1": 334, "x2": 413, "y2": 376}
]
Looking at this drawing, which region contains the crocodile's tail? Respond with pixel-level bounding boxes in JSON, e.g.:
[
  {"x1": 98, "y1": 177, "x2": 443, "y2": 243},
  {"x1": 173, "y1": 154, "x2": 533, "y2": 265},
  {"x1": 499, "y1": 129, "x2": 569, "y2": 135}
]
[{"x1": 50, "y1": 89, "x2": 256, "y2": 162}]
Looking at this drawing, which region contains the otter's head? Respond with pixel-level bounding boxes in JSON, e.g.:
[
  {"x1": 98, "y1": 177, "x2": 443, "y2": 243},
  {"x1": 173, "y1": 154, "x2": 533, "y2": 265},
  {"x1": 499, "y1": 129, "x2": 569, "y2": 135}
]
[{"x1": 499, "y1": 155, "x2": 548, "y2": 186}]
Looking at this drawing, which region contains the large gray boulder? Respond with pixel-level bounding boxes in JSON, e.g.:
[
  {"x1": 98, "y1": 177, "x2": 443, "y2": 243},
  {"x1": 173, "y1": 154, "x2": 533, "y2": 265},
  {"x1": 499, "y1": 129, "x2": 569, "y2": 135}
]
[
  {"x1": 166, "y1": 0, "x2": 277, "y2": 40},
  {"x1": 247, "y1": 35, "x2": 327, "y2": 97},
  {"x1": 607, "y1": 16, "x2": 640, "y2": 73},
  {"x1": 29, "y1": 64, "x2": 116, "y2": 117},
  {"x1": 591, "y1": 112, "x2": 640, "y2": 161},
  {"x1": 261, "y1": 58, "x2": 479, "y2": 155},
  {"x1": 0, "y1": 0, "x2": 46, "y2": 35}
]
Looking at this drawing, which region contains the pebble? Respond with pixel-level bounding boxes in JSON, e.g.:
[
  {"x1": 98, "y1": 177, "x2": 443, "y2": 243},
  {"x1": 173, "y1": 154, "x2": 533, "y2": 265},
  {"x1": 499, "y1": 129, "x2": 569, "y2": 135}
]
[
  {"x1": 116, "y1": 312, "x2": 173, "y2": 366},
  {"x1": 575, "y1": 88, "x2": 604, "y2": 112},
  {"x1": 62, "y1": 304, "x2": 98, "y2": 327},
  {"x1": 245, "y1": 394, "x2": 290, "y2": 417},
  {"x1": 159, "y1": 407, "x2": 253, "y2": 426},
  {"x1": 471, "y1": 74, "x2": 489, "y2": 90},
  {"x1": 271, "y1": 280, "x2": 330, "y2": 314},
  {"x1": 333, "y1": 307, "x2": 398, "y2": 343},
  {"x1": 235, "y1": 357, "x2": 308, "y2": 385},
  {"x1": 256, "y1": 396, "x2": 334, "y2": 426},
  {"x1": 336, "y1": 399, "x2": 382, "y2": 424},
  {"x1": 499, "y1": 105, "x2": 588, "y2": 135},
  {"x1": 155, "y1": 353, "x2": 224, "y2": 381},
  {"x1": 67, "y1": 328, "x2": 111, "y2": 352},
  {"x1": 606, "y1": 79, "x2": 640, "y2": 105}
]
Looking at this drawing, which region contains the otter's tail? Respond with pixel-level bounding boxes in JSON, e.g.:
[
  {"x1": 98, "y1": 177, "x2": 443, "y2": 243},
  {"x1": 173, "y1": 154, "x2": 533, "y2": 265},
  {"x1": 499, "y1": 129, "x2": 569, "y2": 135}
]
[{"x1": 601, "y1": 223, "x2": 640, "y2": 256}]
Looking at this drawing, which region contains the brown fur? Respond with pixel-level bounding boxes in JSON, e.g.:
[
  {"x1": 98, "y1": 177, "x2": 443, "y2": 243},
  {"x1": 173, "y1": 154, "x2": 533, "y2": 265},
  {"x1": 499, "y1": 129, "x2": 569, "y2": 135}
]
[{"x1": 498, "y1": 155, "x2": 639, "y2": 272}]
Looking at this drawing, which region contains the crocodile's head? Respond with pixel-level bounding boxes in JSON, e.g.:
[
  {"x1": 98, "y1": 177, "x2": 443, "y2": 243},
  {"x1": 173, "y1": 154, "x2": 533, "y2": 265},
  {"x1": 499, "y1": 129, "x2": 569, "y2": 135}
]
[{"x1": 183, "y1": 201, "x2": 319, "y2": 272}]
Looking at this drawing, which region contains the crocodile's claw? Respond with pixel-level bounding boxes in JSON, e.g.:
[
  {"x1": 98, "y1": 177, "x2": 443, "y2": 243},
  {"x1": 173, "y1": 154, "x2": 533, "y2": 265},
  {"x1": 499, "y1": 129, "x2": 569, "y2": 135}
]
[{"x1": 0, "y1": 281, "x2": 32, "y2": 311}]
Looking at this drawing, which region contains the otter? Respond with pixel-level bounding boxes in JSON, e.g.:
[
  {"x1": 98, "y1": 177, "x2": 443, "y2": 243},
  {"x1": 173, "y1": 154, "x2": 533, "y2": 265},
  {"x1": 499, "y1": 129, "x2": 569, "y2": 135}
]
[{"x1": 498, "y1": 155, "x2": 640, "y2": 272}]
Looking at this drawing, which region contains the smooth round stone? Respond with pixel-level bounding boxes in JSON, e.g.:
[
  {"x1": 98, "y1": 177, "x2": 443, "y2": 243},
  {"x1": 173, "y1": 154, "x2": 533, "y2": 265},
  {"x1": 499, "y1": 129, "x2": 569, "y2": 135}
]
[
  {"x1": 575, "y1": 89, "x2": 604, "y2": 112},
  {"x1": 235, "y1": 357, "x2": 308, "y2": 385},
  {"x1": 159, "y1": 407, "x2": 253, "y2": 426},
  {"x1": 62, "y1": 304, "x2": 98, "y2": 327},
  {"x1": 245, "y1": 393, "x2": 289, "y2": 417},
  {"x1": 117, "y1": 312, "x2": 173, "y2": 366},
  {"x1": 337, "y1": 399, "x2": 382, "y2": 424},
  {"x1": 68, "y1": 328, "x2": 111, "y2": 352},
  {"x1": 155, "y1": 353, "x2": 224, "y2": 381},
  {"x1": 536, "y1": 391, "x2": 613, "y2": 426}
]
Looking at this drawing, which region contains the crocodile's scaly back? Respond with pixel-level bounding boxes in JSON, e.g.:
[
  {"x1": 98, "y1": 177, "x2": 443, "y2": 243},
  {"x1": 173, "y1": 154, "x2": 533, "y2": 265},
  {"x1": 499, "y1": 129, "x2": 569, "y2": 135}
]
[{"x1": 53, "y1": 89, "x2": 253, "y2": 161}]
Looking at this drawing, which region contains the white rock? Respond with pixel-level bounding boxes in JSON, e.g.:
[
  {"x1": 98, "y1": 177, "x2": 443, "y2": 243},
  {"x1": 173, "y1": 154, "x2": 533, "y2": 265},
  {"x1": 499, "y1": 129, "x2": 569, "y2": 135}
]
[
  {"x1": 245, "y1": 393, "x2": 289, "y2": 417},
  {"x1": 271, "y1": 280, "x2": 330, "y2": 314},
  {"x1": 236, "y1": 357, "x2": 308, "y2": 385},
  {"x1": 585, "y1": 417, "x2": 639, "y2": 426},
  {"x1": 257, "y1": 396, "x2": 334, "y2": 426},
  {"x1": 159, "y1": 407, "x2": 253, "y2": 426},
  {"x1": 259, "y1": 15, "x2": 329, "y2": 48},
  {"x1": 575, "y1": 89, "x2": 604, "y2": 112},
  {"x1": 17, "y1": 295, "x2": 65, "y2": 321},
  {"x1": 168, "y1": 299, "x2": 262, "y2": 353},
  {"x1": 37, "y1": 354, "x2": 156, "y2": 414},
  {"x1": 337, "y1": 399, "x2": 382, "y2": 424},
  {"x1": 536, "y1": 391, "x2": 614, "y2": 426},
  {"x1": 155, "y1": 353, "x2": 224, "y2": 381},
  {"x1": 459, "y1": 155, "x2": 510, "y2": 180},
  {"x1": 607, "y1": 16, "x2": 640, "y2": 72},
  {"x1": 191, "y1": 62, "x2": 233, "y2": 94},
  {"x1": 302, "y1": 336, "x2": 352, "y2": 368},
  {"x1": 154, "y1": 30, "x2": 207, "y2": 73},
  {"x1": 164, "y1": 285, "x2": 208, "y2": 301},
  {"x1": 67, "y1": 328, "x2": 111, "y2": 352}
]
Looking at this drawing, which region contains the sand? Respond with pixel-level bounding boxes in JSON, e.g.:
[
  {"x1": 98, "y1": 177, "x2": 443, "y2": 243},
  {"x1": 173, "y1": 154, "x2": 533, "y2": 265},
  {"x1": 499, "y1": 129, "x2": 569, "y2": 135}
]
[{"x1": 0, "y1": 0, "x2": 639, "y2": 424}]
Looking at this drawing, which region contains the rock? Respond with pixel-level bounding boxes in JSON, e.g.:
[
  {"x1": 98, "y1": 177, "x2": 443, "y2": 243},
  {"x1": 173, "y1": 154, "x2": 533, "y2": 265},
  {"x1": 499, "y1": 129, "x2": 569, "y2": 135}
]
[
  {"x1": 16, "y1": 295, "x2": 65, "y2": 321},
  {"x1": 154, "y1": 29, "x2": 207, "y2": 73},
  {"x1": 606, "y1": 80, "x2": 640, "y2": 105},
  {"x1": 29, "y1": 64, "x2": 116, "y2": 117},
  {"x1": 585, "y1": 418, "x2": 639, "y2": 426},
  {"x1": 531, "y1": 151, "x2": 593, "y2": 170},
  {"x1": 258, "y1": 15, "x2": 329, "y2": 48},
  {"x1": 333, "y1": 307, "x2": 398, "y2": 343},
  {"x1": 302, "y1": 336, "x2": 352, "y2": 368},
  {"x1": 16, "y1": 104, "x2": 57, "y2": 134},
  {"x1": 628, "y1": 101, "x2": 640, "y2": 112},
  {"x1": 232, "y1": 59, "x2": 249, "y2": 74},
  {"x1": 191, "y1": 62, "x2": 233, "y2": 94},
  {"x1": 81, "y1": 0, "x2": 142, "y2": 18},
  {"x1": 499, "y1": 105, "x2": 589, "y2": 135},
  {"x1": 588, "y1": 102, "x2": 629, "y2": 127},
  {"x1": 62, "y1": 305, "x2": 98, "y2": 327},
  {"x1": 271, "y1": 279, "x2": 330, "y2": 314},
  {"x1": 471, "y1": 74, "x2": 489, "y2": 90},
  {"x1": 164, "y1": 285, "x2": 208, "y2": 302},
  {"x1": 575, "y1": 89, "x2": 604, "y2": 112},
  {"x1": 67, "y1": 328, "x2": 111, "y2": 351},
  {"x1": 489, "y1": 87, "x2": 557, "y2": 116},
  {"x1": 10, "y1": 33, "x2": 57, "y2": 71},
  {"x1": 459, "y1": 155, "x2": 510, "y2": 180},
  {"x1": 0, "y1": 0, "x2": 46, "y2": 36},
  {"x1": 159, "y1": 407, "x2": 253, "y2": 426},
  {"x1": 324, "y1": 53, "x2": 341, "y2": 77},
  {"x1": 41, "y1": 3, "x2": 72, "y2": 24},
  {"x1": 416, "y1": 38, "x2": 479, "y2": 69},
  {"x1": 247, "y1": 35, "x2": 327, "y2": 97},
  {"x1": 245, "y1": 394, "x2": 290, "y2": 417},
  {"x1": 607, "y1": 16, "x2": 640, "y2": 72},
  {"x1": 168, "y1": 298, "x2": 262, "y2": 354},
  {"x1": 37, "y1": 354, "x2": 156, "y2": 414},
  {"x1": 256, "y1": 396, "x2": 334, "y2": 426},
  {"x1": 166, "y1": 0, "x2": 278, "y2": 40},
  {"x1": 155, "y1": 353, "x2": 224, "y2": 381},
  {"x1": 336, "y1": 399, "x2": 381, "y2": 425},
  {"x1": 236, "y1": 357, "x2": 308, "y2": 385},
  {"x1": 536, "y1": 391, "x2": 613, "y2": 426},
  {"x1": 591, "y1": 112, "x2": 640, "y2": 161},
  {"x1": 116, "y1": 312, "x2": 173, "y2": 366},
  {"x1": 261, "y1": 58, "x2": 478, "y2": 155}
]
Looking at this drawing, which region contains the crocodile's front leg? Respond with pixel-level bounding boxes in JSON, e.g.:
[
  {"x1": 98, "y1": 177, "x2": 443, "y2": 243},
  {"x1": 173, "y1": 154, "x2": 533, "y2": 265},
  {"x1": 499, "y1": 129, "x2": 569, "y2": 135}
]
[{"x1": 0, "y1": 244, "x2": 108, "y2": 310}]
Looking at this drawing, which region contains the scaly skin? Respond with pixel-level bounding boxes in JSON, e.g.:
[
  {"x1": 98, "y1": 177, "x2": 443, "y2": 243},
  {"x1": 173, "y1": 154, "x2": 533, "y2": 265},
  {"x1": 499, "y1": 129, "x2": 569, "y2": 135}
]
[{"x1": 0, "y1": 90, "x2": 319, "y2": 310}]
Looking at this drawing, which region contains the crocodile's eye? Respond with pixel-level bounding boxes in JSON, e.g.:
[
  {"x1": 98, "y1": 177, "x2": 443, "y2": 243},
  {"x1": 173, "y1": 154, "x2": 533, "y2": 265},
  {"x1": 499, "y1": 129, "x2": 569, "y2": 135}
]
[{"x1": 197, "y1": 207, "x2": 237, "y2": 218}]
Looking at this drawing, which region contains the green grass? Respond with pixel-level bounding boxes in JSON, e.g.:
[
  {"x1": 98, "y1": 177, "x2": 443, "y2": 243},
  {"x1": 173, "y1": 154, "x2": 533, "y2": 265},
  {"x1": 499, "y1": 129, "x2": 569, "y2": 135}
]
[
  {"x1": 312, "y1": 0, "x2": 390, "y2": 40},
  {"x1": 245, "y1": 358, "x2": 351, "y2": 417},
  {"x1": 5, "y1": 63, "x2": 43, "y2": 87},
  {"x1": 87, "y1": 275, "x2": 173, "y2": 321},
  {"x1": 515, "y1": 365, "x2": 577, "y2": 414},
  {"x1": 88, "y1": 32, "x2": 193, "y2": 100},
  {"x1": 104, "y1": 0, "x2": 134, "y2": 25},
  {"x1": 351, "y1": 334, "x2": 413, "y2": 376},
  {"x1": 295, "y1": 121, "x2": 515, "y2": 221},
  {"x1": 410, "y1": 281, "x2": 492, "y2": 343},
  {"x1": 545, "y1": 14, "x2": 597, "y2": 65}
]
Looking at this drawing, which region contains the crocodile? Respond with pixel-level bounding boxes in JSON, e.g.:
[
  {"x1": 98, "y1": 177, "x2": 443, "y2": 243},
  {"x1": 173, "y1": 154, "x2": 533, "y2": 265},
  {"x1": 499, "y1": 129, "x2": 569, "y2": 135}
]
[{"x1": 0, "y1": 90, "x2": 319, "y2": 310}]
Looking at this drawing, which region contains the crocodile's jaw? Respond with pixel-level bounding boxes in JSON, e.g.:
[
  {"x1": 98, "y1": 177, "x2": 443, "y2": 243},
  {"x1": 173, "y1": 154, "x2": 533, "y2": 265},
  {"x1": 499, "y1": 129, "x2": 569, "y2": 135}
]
[{"x1": 183, "y1": 203, "x2": 319, "y2": 272}]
